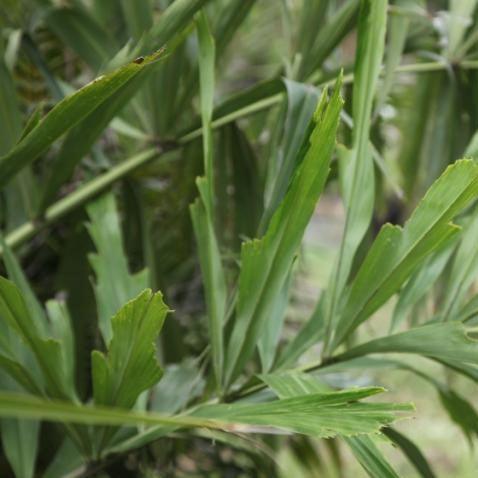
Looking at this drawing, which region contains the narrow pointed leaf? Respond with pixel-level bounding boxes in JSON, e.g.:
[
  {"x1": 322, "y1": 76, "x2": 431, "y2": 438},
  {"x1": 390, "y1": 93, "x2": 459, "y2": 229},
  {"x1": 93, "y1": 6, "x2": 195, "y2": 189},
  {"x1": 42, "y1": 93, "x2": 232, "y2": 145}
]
[
  {"x1": 225, "y1": 76, "x2": 343, "y2": 386},
  {"x1": 87, "y1": 193, "x2": 149, "y2": 343},
  {"x1": 0, "y1": 50, "x2": 163, "y2": 187},
  {"x1": 333, "y1": 160, "x2": 478, "y2": 347}
]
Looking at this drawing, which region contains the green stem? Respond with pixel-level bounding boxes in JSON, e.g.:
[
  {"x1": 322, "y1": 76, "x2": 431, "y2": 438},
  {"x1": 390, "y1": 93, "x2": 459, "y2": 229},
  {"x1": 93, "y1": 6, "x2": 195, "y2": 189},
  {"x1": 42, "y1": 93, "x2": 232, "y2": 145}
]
[
  {"x1": 2, "y1": 148, "x2": 158, "y2": 253},
  {"x1": 4, "y1": 60, "x2": 476, "y2": 254}
]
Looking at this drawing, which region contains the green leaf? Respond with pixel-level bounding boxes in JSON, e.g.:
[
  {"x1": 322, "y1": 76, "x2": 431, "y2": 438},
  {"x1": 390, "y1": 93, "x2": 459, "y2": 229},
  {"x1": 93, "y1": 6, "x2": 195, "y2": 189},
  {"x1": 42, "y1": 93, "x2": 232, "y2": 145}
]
[
  {"x1": 1, "y1": 416, "x2": 39, "y2": 478},
  {"x1": 145, "y1": 0, "x2": 211, "y2": 51},
  {"x1": 91, "y1": 289, "x2": 168, "y2": 409},
  {"x1": 300, "y1": 0, "x2": 360, "y2": 79},
  {"x1": 344, "y1": 435, "x2": 400, "y2": 478},
  {"x1": 323, "y1": 0, "x2": 388, "y2": 354},
  {"x1": 1, "y1": 238, "x2": 49, "y2": 336},
  {"x1": 332, "y1": 159, "x2": 478, "y2": 348},
  {"x1": 150, "y1": 360, "x2": 205, "y2": 414},
  {"x1": 0, "y1": 391, "x2": 220, "y2": 429},
  {"x1": 446, "y1": 0, "x2": 478, "y2": 57},
  {"x1": 333, "y1": 322, "x2": 478, "y2": 367},
  {"x1": 196, "y1": 10, "x2": 216, "y2": 200},
  {"x1": 120, "y1": 0, "x2": 153, "y2": 42},
  {"x1": 191, "y1": 11, "x2": 227, "y2": 389},
  {"x1": 382, "y1": 428, "x2": 436, "y2": 478},
  {"x1": 87, "y1": 192, "x2": 149, "y2": 343},
  {"x1": 262, "y1": 79, "x2": 319, "y2": 229},
  {"x1": 39, "y1": 67, "x2": 154, "y2": 211},
  {"x1": 194, "y1": 387, "x2": 412, "y2": 438},
  {"x1": 391, "y1": 241, "x2": 456, "y2": 332},
  {"x1": 0, "y1": 50, "x2": 163, "y2": 187},
  {"x1": 45, "y1": 5, "x2": 117, "y2": 70},
  {"x1": 375, "y1": 3, "x2": 411, "y2": 114},
  {"x1": 441, "y1": 209, "x2": 478, "y2": 321},
  {"x1": 225, "y1": 76, "x2": 343, "y2": 387},
  {"x1": 0, "y1": 277, "x2": 74, "y2": 400},
  {"x1": 260, "y1": 371, "x2": 330, "y2": 397},
  {"x1": 190, "y1": 186, "x2": 227, "y2": 389}
]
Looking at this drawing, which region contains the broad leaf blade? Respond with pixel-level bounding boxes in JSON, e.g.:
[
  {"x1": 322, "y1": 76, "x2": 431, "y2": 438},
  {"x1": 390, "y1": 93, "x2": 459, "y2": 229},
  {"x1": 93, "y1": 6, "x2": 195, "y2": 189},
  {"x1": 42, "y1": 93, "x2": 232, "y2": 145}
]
[{"x1": 92, "y1": 289, "x2": 168, "y2": 409}]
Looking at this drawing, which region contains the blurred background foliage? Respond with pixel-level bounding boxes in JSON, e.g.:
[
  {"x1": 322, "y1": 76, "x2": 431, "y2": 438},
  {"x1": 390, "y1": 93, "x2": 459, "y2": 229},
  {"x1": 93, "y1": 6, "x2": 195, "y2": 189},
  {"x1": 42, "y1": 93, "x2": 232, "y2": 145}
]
[{"x1": 2, "y1": 0, "x2": 478, "y2": 476}]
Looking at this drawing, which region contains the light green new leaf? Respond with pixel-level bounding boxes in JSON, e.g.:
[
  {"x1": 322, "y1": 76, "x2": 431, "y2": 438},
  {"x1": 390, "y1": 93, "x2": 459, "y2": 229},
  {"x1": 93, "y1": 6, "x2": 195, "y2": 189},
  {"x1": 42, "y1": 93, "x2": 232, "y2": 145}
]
[
  {"x1": 87, "y1": 193, "x2": 149, "y2": 343},
  {"x1": 334, "y1": 322, "x2": 478, "y2": 367},
  {"x1": 0, "y1": 50, "x2": 163, "y2": 187},
  {"x1": 0, "y1": 388, "x2": 411, "y2": 440},
  {"x1": 92, "y1": 289, "x2": 168, "y2": 409},
  {"x1": 194, "y1": 387, "x2": 412, "y2": 438},
  {"x1": 225, "y1": 76, "x2": 343, "y2": 387},
  {"x1": 323, "y1": 0, "x2": 387, "y2": 353},
  {"x1": 333, "y1": 160, "x2": 478, "y2": 348},
  {"x1": 260, "y1": 370, "x2": 406, "y2": 474}
]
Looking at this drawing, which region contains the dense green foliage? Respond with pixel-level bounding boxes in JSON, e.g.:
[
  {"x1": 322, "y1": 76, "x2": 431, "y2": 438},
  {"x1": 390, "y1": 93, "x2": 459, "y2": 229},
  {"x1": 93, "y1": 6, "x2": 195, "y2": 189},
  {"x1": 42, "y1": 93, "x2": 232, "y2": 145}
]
[{"x1": 1, "y1": 0, "x2": 478, "y2": 476}]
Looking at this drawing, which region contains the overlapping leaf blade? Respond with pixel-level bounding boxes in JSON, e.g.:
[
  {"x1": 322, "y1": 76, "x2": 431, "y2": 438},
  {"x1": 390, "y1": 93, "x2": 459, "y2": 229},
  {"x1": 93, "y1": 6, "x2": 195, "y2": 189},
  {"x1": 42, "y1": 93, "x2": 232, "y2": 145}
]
[
  {"x1": 87, "y1": 193, "x2": 149, "y2": 343},
  {"x1": 0, "y1": 50, "x2": 164, "y2": 187},
  {"x1": 92, "y1": 289, "x2": 168, "y2": 409},
  {"x1": 225, "y1": 76, "x2": 344, "y2": 386},
  {"x1": 333, "y1": 160, "x2": 478, "y2": 348}
]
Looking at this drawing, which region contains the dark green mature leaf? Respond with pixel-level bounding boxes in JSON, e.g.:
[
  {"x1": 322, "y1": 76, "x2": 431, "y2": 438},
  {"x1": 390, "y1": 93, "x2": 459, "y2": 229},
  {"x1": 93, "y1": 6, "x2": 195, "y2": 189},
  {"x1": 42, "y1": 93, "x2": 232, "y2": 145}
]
[
  {"x1": 194, "y1": 387, "x2": 412, "y2": 438},
  {"x1": 87, "y1": 193, "x2": 149, "y2": 343},
  {"x1": 323, "y1": 0, "x2": 388, "y2": 354},
  {"x1": 225, "y1": 76, "x2": 343, "y2": 387},
  {"x1": 345, "y1": 436, "x2": 400, "y2": 478},
  {"x1": 92, "y1": 289, "x2": 168, "y2": 409},
  {"x1": 45, "y1": 5, "x2": 117, "y2": 70},
  {"x1": 0, "y1": 50, "x2": 163, "y2": 187},
  {"x1": 382, "y1": 428, "x2": 436, "y2": 478},
  {"x1": 333, "y1": 160, "x2": 478, "y2": 348},
  {"x1": 145, "y1": 0, "x2": 211, "y2": 51},
  {"x1": 39, "y1": 69, "x2": 154, "y2": 211}
]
